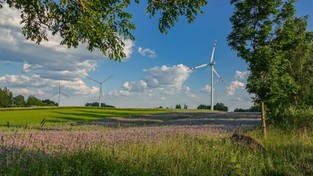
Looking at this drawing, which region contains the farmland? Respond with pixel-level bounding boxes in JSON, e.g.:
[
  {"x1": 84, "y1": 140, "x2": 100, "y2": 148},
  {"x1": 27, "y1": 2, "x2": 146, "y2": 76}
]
[{"x1": 0, "y1": 107, "x2": 312, "y2": 175}]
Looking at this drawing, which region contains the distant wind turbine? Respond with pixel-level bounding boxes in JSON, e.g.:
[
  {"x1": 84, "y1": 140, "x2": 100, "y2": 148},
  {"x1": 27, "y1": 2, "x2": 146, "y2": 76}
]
[
  {"x1": 190, "y1": 40, "x2": 223, "y2": 111},
  {"x1": 87, "y1": 75, "x2": 112, "y2": 107},
  {"x1": 52, "y1": 82, "x2": 68, "y2": 106}
]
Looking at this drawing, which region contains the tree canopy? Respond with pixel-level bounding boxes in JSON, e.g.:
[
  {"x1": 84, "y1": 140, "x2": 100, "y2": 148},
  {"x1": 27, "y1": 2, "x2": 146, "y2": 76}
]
[
  {"x1": 228, "y1": 0, "x2": 313, "y2": 133},
  {"x1": 0, "y1": 0, "x2": 207, "y2": 60}
]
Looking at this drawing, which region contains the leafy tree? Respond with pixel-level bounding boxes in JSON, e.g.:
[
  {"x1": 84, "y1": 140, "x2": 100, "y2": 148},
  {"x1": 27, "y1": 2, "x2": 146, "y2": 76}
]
[
  {"x1": 228, "y1": 0, "x2": 313, "y2": 132},
  {"x1": 13, "y1": 94, "x2": 26, "y2": 107},
  {"x1": 273, "y1": 14, "x2": 313, "y2": 107},
  {"x1": 214, "y1": 103, "x2": 228, "y2": 112},
  {"x1": 42, "y1": 99, "x2": 58, "y2": 106},
  {"x1": 227, "y1": 0, "x2": 305, "y2": 136},
  {"x1": 26, "y1": 95, "x2": 44, "y2": 107},
  {"x1": 0, "y1": 0, "x2": 207, "y2": 60},
  {"x1": 183, "y1": 104, "x2": 188, "y2": 109},
  {"x1": 175, "y1": 104, "x2": 181, "y2": 109},
  {"x1": 197, "y1": 104, "x2": 210, "y2": 110},
  {"x1": 234, "y1": 105, "x2": 260, "y2": 112},
  {"x1": 0, "y1": 87, "x2": 13, "y2": 107},
  {"x1": 85, "y1": 102, "x2": 115, "y2": 108}
]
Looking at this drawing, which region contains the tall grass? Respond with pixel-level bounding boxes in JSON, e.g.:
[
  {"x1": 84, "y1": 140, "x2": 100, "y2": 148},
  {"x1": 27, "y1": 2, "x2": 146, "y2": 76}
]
[{"x1": 1, "y1": 126, "x2": 312, "y2": 176}]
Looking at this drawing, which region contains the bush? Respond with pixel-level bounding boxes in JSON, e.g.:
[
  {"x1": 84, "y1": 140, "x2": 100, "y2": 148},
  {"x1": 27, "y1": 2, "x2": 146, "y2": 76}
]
[{"x1": 270, "y1": 105, "x2": 313, "y2": 130}]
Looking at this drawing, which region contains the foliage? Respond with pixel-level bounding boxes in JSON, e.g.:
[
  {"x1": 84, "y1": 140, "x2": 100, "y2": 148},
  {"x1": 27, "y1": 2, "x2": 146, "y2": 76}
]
[
  {"x1": 175, "y1": 104, "x2": 181, "y2": 109},
  {"x1": 0, "y1": 0, "x2": 207, "y2": 60},
  {"x1": 214, "y1": 103, "x2": 228, "y2": 112},
  {"x1": 13, "y1": 95, "x2": 26, "y2": 107},
  {"x1": 42, "y1": 99, "x2": 58, "y2": 106},
  {"x1": 26, "y1": 95, "x2": 44, "y2": 107},
  {"x1": 227, "y1": 0, "x2": 313, "y2": 132},
  {"x1": 269, "y1": 105, "x2": 313, "y2": 130},
  {"x1": 234, "y1": 105, "x2": 260, "y2": 112},
  {"x1": 0, "y1": 87, "x2": 13, "y2": 107},
  {"x1": 85, "y1": 102, "x2": 115, "y2": 108},
  {"x1": 197, "y1": 103, "x2": 228, "y2": 111},
  {"x1": 197, "y1": 104, "x2": 211, "y2": 110},
  {"x1": 0, "y1": 87, "x2": 57, "y2": 108}
]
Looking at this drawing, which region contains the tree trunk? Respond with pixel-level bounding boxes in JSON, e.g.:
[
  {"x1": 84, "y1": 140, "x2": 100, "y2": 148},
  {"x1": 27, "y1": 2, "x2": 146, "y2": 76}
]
[{"x1": 261, "y1": 99, "x2": 267, "y2": 137}]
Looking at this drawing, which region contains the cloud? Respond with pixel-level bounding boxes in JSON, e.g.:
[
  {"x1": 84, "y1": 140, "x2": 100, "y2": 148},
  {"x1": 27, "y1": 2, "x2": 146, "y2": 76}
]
[
  {"x1": 142, "y1": 64, "x2": 191, "y2": 93},
  {"x1": 0, "y1": 4, "x2": 137, "y2": 99},
  {"x1": 184, "y1": 86, "x2": 199, "y2": 98},
  {"x1": 123, "y1": 79, "x2": 148, "y2": 92},
  {"x1": 109, "y1": 64, "x2": 191, "y2": 99},
  {"x1": 0, "y1": 5, "x2": 134, "y2": 79},
  {"x1": 227, "y1": 80, "x2": 245, "y2": 95},
  {"x1": 22, "y1": 62, "x2": 43, "y2": 73},
  {"x1": 235, "y1": 70, "x2": 249, "y2": 80},
  {"x1": 108, "y1": 90, "x2": 131, "y2": 96},
  {"x1": 0, "y1": 74, "x2": 99, "y2": 95},
  {"x1": 201, "y1": 84, "x2": 211, "y2": 93},
  {"x1": 138, "y1": 47, "x2": 157, "y2": 58}
]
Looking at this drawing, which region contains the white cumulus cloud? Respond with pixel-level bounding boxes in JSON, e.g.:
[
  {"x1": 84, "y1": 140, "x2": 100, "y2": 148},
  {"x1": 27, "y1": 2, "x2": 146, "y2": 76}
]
[
  {"x1": 235, "y1": 70, "x2": 249, "y2": 80},
  {"x1": 138, "y1": 47, "x2": 157, "y2": 58},
  {"x1": 142, "y1": 64, "x2": 191, "y2": 92},
  {"x1": 227, "y1": 80, "x2": 245, "y2": 95},
  {"x1": 201, "y1": 84, "x2": 212, "y2": 93}
]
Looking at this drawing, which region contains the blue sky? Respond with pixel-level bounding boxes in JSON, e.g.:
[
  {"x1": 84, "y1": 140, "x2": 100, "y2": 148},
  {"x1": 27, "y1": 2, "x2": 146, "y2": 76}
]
[{"x1": 0, "y1": 0, "x2": 312, "y2": 111}]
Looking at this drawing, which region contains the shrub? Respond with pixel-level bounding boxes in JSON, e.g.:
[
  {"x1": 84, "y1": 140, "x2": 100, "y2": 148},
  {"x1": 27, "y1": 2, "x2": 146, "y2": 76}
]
[{"x1": 270, "y1": 105, "x2": 313, "y2": 130}]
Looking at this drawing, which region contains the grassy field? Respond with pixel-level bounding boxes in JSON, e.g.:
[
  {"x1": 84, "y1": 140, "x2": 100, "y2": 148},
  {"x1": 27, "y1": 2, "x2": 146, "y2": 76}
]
[
  {"x1": 0, "y1": 107, "x2": 312, "y2": 175},
  {"x1": 0, "y1": 107, "x2": 172, "y2": 127}
]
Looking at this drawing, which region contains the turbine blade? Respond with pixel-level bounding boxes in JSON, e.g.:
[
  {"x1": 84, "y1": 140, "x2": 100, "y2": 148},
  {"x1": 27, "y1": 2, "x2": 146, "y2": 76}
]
[
  {"x1": 210, "y1": 40, "x2": 217, "y2": 64},
  {"x1": 191, "y1": 63, "x2": 209, "y2": 70},
  {"x1": 212, "y1": 66, "x2": 223, "y2": 82},
  {"x1": 60, "y1": 92, "x2": 69, "y2": 97},
  {"x1": 101, "y1": 75, "x2": 112, "y2": 83},
  {"x1": 87, "y1": 76, "x2": 101, "y2": 84},
  {"x1": 51, "y1": 92, "x2": 59, "y2": 97}
]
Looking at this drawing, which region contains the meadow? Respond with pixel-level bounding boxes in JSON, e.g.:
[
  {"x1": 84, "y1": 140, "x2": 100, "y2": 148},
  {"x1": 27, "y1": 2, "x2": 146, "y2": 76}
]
[{"x1": 0, "y1": 107, "x2": 312, "y2": 175}]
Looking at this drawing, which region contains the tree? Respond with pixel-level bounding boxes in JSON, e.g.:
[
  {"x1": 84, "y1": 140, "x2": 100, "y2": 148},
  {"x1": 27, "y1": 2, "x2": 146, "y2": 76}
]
[
  {"x1": 227, "y1": 0, "x2": 299, "y2": 136},
  {"x1": 214, "y1": 103, "x2": 228, "y2": 112},
  {"x1": 85, "y1": 102, "x2": 115, "y2": 108},
  {"x1": 26, "y1": 95, "x2": 43, "y2": 107},
  {"x1": 234, "y1": 105, "x2": 260, "y2": 112},
  {"x1": 0, "y1": 0, "x2": 207, "y2": 60},
  {"x1": 0, "y1": 87, "x2": 13, "y2": 107},
  {"x1": 42, "y1": 99, "x2": 58, "y2": 106},
  {"x1": 175, "y1": 104, "x2": 181, "y2": 109},
  {"x1": 228, "y1": 0, "x2": 313, "y2": 134},
  {"x1": 197, "y1": 104, "x2": 210, "y2": 110},
  {"x1": 13, "y1": 95, "x2": 26, "y2": 107}
]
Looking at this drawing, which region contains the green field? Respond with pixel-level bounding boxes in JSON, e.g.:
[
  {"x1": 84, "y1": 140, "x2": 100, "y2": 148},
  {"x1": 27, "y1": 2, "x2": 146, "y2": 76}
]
[{"x1": 0, "y1": 107, "x2": 172, "y2": 127}]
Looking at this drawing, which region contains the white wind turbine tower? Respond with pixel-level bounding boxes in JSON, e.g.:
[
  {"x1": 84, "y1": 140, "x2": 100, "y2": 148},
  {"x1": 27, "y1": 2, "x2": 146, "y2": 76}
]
[
  {"x1": 52, "y1": 82, "x2": 68, "y2": 106},
  {"x1": 87, "y1": 75, "x2": 112, "y2": 107},
  {"x1": 190, "y1": 40, "x2": 223, "y2": 111}
]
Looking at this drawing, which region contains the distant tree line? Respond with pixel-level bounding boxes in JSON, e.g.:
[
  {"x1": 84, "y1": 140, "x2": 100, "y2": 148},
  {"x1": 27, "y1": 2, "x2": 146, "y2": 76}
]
[
  {"x1": 197, "y1": 103, "x2": 228, "y2": 112},
  {"x1": 234, "y1": 106, "x2": 260, "y2": 112},
  {"x1": 0, "y1": 87, "x2": 58, "y2": 108},
  {"x1": 85, "y1": 102, "x2": 115, "y2": 108},
  {"x1": 175, "y1": 104, "x2": 188, "y2": 109}
]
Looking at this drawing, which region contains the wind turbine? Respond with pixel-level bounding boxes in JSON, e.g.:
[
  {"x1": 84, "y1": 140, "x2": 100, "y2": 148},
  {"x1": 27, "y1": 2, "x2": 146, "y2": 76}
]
[
  {"x1": 190, "y1": 40, "x2": 223, "y2": 111},
  {"x1": 52, "y1": 82, "x2": 68, "y2": 106},
  {"x1": 87, "y1": 75, "x2": 112, "y2": 107}
]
